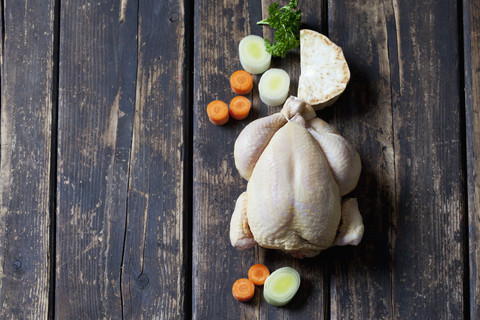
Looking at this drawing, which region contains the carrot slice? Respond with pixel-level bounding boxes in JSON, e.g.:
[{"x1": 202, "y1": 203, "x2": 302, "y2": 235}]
[
  {"x1": 230, "y1": 70, "x2": 253, "y2": 95},
  {"x1": 232, "y1": 278, "x2": 255, "y2": 302},
  {"x1": 229, "y1": 96, "x2": 251, "y2": 120},
  {"x1": 207, "y1": 100, "x2": 229, "y2": 125},
  {"x1": 248, "y1": 264, "x2": 270, "y2": 286}
]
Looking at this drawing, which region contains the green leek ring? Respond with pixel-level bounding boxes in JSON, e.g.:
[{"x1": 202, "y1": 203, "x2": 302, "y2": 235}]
[{"x1": 263, "y1": 267, "x2": 300, "y2": 306}]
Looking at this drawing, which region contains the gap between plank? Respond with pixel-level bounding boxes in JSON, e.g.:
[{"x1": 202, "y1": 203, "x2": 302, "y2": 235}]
[
  {"x1": 458, "y1": 0, "x2": 471, "y2": 318},
  {"x1": 48, "y1": 0, "x2": 61, "y2": 318},
  {"x1": 322, "y1": 0, "x2": 328, "y2": 36},
  {"x1": 182, "y1": 0, "x2": 194, "y2": 319},
  {"x1": 0, "y1": 0, "x2": 4, "y2": 161},
  {"x1": 1, "y1": 0, "x2": 4, "y2": 58},
  {"x1": 183, "y1": 0, "x2": 195, "y2": 319}
]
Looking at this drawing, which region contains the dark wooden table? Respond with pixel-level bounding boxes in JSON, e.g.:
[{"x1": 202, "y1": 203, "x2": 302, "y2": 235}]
[{"x1": 0, "y1": 0, "x2": 478, "y2": 319}]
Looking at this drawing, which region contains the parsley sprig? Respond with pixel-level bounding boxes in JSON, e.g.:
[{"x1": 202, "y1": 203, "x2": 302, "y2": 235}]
[{"x1": 257, "y1": 0, "x2": 302, "y2": 58}]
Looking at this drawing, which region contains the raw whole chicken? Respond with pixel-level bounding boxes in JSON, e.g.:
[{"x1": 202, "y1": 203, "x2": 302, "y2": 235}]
[{"x1": 229, "y1": 96, "x2": 364, "y2": 258}]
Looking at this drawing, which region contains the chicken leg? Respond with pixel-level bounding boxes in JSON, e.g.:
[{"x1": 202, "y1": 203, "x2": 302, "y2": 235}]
[
  {"x1": 230, "y1": 192, "x2": 256, "y2": 250},
  {"x1": 333, "y1": 198, "x2": 364, "y2": 246}
]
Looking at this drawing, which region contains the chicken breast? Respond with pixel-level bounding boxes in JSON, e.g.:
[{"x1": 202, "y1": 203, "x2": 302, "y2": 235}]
[{"x1": 230, "y1": 97, "x2": 363, "y2": 258}]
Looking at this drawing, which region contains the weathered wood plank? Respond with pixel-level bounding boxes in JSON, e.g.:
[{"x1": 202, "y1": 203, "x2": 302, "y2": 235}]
[
  {"x1": 329, "y1": 0, "x2": 465, "y2": 318},
  {"x1": 328, "y1": 0, "x2": 395, "y2": 319},
  {"x1": 192, "y1": 1, "x2": 263, "y2": 318},
  {"x1": 389, "y1": 1, "x2": 465, "y2": 317},
  {"x1": 119, "y1": 0, "x2": 188, "y2": 318},
  {"x1": 260, "y1": 1, "x2": 329, "y2": 319},
  {"x1": 464, "y1": 0, "x2": 480, "y2": 318},
  {"x1": 55, "y1": 0, "x2": 138, "y2": 318},
  {"x1": 0, "y1": 0, "x2": 56, "y2": 319},
  {"x1": 193, "y1": 0, "x2": 329, "y2": 318}
]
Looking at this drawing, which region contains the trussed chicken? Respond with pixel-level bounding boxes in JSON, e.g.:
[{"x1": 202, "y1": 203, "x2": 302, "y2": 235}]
[{"x1": 230, "y1": 97, "x2": 363, "y2": 258}]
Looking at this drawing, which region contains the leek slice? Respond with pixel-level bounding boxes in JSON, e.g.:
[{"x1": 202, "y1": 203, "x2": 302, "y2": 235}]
[
  {"x1": 263, "y1": 267, "x2": 300, "y2": 307},
  {"x1": 239, "y1": 35, "x2": 272, "y2": 74},
  {"x1": 258, "y1": 68, "x2": 290, "y2": 106}
]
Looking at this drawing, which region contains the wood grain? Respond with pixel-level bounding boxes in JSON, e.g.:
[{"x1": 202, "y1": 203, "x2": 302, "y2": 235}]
[
  {"x1": 331, "y1": 0, "x2": 466, "y2": 319},
  {"x1": 464, "y1": 0, "x2": 480, "y2": 318},
  {"x1": 120, "y1": 0, "x2": 188, "y2": 318},
  {"x1": 55, "y1": 0, "x2": 138, "y2": 318},
  {"x1": 0, "y1": 1, "x2": 56, "y2": 319},
  {"x1": 328, "y1": 0, "x2": 395, "y2": 318},
  {"x1": 192, "y1": 1, "x2": 263, "y2": 318},
  {"x1": 0, "y1": 0, "x2": 473, "y2": 318},
  {"x1": 389, "y1": 1, "x2": 465, "y2": 318}
]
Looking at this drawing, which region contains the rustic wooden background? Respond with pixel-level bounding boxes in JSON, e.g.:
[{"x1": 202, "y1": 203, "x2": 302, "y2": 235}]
[{"x1": 0, "y1": 0, "x2": 478, "y2": 319}]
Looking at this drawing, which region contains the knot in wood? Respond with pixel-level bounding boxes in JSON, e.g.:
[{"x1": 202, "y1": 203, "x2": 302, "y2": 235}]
[
  {"x1": 168, "y1": 12, "x2": 179, "y2": 22},
  {"x1": 12, "y1": 260, "x2": 21, "y2": 270},
  {"x1": 137, "y1": 274, "x2": 149, "y2": 289}
]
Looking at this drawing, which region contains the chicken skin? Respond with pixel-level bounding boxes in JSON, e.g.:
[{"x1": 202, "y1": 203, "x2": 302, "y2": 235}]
[{"x1": 230, "y1": 97, "x2": 364, "y2": 258}]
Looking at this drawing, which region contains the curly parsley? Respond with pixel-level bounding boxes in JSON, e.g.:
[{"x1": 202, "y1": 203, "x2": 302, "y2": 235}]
[{"x1": 257, "y1": 0, "x2": 302, "y2": 58}]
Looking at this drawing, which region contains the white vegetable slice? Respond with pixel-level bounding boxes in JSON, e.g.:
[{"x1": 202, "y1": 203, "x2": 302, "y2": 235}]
[
  {"x1": 258, "y1": 68, "x2": 290, "y2": 106},
  {"x1": 263, "y1": 267, "x2": 301, "y2": 307},
  {"x1": 298, "y1": 29, "x2": 350, "y2": 110},
  {"x1": 239, "y1": 35, "x2": 272, "y2": 74}
]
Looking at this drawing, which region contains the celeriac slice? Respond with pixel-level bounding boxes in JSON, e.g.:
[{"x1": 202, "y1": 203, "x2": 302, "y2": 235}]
[
  {"x1": 239, "y1": 35, "x2": 272, "y2": 74},
  {"x1": 297, "y1": 29, "x2": 350, "y2": 110},
  {"x1": 258, "y1": 68, "x2": 290, "y2": 106}
]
